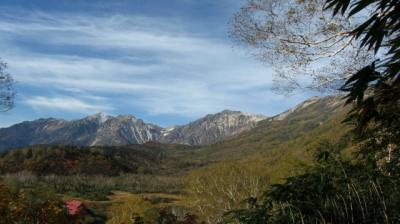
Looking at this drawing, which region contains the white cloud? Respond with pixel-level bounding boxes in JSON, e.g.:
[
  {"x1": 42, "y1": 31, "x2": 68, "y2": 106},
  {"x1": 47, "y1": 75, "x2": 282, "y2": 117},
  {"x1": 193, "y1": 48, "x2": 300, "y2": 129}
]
[
  {"x1": 0, "y1": 11, "x2": 224, "y2": 54},
  {"x1": 0, "y1": 8, "x2": 304, "y2": 119},
  {"x1": 24, "y1": 96, "x2": 113, "y2": 113}
]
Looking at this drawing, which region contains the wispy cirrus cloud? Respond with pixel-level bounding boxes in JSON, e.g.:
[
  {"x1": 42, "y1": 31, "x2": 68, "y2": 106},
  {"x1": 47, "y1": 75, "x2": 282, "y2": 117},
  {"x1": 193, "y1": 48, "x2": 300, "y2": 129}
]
[
  {"x1": 24, "y1": 96, "x2": 113, "y2": 113},
  {"x1": 0, "y1": 5, "x2": 312, "y2": 126}
]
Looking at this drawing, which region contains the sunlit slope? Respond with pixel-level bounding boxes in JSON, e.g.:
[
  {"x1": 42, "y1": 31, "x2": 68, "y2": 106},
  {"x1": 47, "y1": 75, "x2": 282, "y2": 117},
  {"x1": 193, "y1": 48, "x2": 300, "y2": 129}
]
[
  {"x1": 197, "y1": 96, "x2": 347, "y2": 161},
  {"x1": 184, "y1": 108, "x2": 352, "y2": 222}
]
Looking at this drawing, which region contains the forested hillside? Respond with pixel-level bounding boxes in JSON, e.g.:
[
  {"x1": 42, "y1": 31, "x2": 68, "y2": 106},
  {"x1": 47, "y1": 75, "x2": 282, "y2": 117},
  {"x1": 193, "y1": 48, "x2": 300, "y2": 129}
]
[{"x1": 0, "y1": 143, "x2": 202, "y2": 176}]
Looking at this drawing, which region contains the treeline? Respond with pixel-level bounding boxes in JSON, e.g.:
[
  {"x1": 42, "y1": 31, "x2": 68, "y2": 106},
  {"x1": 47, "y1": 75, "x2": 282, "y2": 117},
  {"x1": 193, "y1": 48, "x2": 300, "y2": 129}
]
[{"x1": 0, "y1": 143, "x2": 203, "y2": 176}]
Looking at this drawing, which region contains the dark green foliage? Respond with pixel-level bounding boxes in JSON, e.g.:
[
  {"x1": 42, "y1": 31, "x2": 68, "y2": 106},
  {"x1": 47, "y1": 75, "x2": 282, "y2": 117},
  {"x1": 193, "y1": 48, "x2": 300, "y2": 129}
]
[
  {"x1": 2, "y1": 173, "x2": 184, "y2": 200},
  {"x1": 82, "y1": 208, "x2": 107, "y2": 224},
  {"x1": 128, "y1": 209, "x2": 200, "y2": 224},
  {"x1": 225, "y1": 143, "x2": 400, "y2": 223},
  {"x1": 0, "y1": 143, "x2": 201, "y2": 200},
  {"x1": 155, "y1": 208, "x2": 200, "y2": 224},
  {"x1": 0, "y1": 143, "x2": 203, "y2": 176},
  {"x1": 133, "y1": 215, "x2": 146, "y2": 224},
  {"x1": 225, "y1": 197, "x2": 270, "y2": 224},
  {"x1": 0, "y1": 182, "x2": 69, "y2": 224},
  {"x1": 327, "y1": 0, "x2": 400, "y2": 174}
]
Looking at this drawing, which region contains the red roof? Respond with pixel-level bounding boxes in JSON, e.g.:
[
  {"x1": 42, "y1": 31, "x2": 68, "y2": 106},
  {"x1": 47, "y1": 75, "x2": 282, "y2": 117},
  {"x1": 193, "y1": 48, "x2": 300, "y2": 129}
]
[{"x1": 65, "y1": 200, "x2": 84, "y2": 216}]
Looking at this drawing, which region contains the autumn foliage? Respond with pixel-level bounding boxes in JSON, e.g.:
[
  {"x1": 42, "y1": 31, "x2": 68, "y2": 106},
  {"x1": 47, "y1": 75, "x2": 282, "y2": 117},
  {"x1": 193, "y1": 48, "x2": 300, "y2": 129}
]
[{"x1": 0, "y1": 182, "x2": 68, "y2": 224}]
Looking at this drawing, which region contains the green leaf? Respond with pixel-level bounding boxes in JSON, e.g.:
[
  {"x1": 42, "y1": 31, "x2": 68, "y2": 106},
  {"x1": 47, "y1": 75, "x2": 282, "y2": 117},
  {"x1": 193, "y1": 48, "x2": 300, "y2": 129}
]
[{"x1": 349, "y1": 0, "x2": 377, "y2": 17}]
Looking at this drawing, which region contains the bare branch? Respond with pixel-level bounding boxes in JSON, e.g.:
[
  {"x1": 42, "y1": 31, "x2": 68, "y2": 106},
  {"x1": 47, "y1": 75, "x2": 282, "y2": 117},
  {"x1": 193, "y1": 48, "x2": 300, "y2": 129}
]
[
  {"x1": 230, "y1": 0, "x2": 376, "y2": 94},
  {"x1": 0, "y1": 58, "x2": 16, "y2": 112}
]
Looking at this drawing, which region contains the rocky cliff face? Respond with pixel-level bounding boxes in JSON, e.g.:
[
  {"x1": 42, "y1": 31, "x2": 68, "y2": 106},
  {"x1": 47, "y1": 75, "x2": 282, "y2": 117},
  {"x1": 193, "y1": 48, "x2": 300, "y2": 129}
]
[
  {"x1": 159, "y1": 110, "x2": 267, "y2": 145},
  {"x1": 0, "y1": 110, "x2": 267, "y2": 151},
  {"x1": 0, "y1": 113, "x2": 162, "y2": 150}
]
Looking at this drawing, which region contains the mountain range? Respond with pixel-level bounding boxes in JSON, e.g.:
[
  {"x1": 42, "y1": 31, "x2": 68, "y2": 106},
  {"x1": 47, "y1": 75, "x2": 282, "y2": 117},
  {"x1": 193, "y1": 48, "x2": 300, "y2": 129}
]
[
  {"x1": 0, "y1": 108, "x2": 267, "y2": 151},
  {"x1": 0, "y1": 96, "x2": 344, "y2": 152}
]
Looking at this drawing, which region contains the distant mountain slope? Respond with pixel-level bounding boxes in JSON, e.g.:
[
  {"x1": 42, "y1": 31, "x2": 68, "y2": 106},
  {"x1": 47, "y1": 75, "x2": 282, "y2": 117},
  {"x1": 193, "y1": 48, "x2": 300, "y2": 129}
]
[
  {"x1": 0, "y1": 113, "x2": 162, "y2": 151},
  {"x1": 159, "y1": 110, "x2": 266, "y2": 145},
  {"x1": 197, "y1": 95, "x2": 347, "y2": 161},
  {"x1": 0, "y1": 110, "x2": 267, "y2": 151}
]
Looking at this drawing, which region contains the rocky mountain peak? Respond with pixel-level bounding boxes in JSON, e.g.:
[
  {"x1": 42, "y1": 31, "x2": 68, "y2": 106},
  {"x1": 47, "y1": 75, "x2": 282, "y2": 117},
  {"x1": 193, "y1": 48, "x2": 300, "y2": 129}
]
[{"x1": 158, "y1": 109, "x2": 268, "y2": 145}]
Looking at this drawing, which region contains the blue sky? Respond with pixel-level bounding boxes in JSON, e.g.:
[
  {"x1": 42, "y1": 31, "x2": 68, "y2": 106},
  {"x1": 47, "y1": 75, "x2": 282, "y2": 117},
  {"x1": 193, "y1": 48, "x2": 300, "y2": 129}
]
[{"x1": 0, "y1": 0, "x2": 316, "y2": 127}]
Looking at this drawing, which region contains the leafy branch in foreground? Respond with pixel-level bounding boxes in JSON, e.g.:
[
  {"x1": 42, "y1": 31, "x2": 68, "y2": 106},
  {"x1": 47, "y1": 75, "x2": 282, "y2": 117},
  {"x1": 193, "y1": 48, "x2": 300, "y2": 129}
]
[
  {"x1": 226, "y1": 0, "x2": 400, "y2": 223},
  {"x1": 331, "y1": 0, "x2": 400, "y2": 175}
]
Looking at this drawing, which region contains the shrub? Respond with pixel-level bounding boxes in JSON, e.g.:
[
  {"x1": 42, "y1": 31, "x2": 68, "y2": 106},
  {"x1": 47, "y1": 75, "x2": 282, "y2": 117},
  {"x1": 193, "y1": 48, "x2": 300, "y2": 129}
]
[{"x1": 0, "y1": 181, "x2": 68, "y2": 224}]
